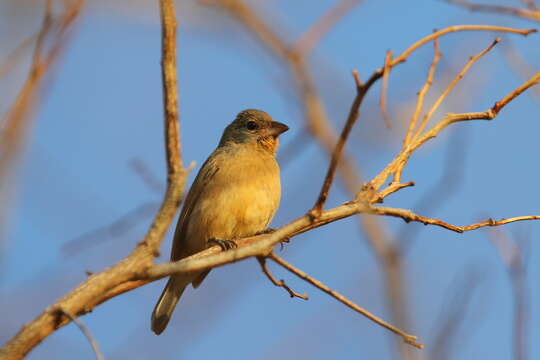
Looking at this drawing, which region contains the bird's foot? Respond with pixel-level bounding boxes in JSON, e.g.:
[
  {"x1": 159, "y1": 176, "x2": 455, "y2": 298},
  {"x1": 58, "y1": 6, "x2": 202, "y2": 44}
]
[
  {"x1": 256, "y1": 228, "x2": 290, "y2": 250},
  {"x1": 207, "y1": 238, "x2": 237, "y2": 251}
]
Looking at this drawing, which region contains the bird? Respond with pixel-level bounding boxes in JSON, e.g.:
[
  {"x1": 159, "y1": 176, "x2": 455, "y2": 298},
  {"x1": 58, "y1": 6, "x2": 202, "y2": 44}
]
[{"x1": 151, "y1": 109, "x2": 289, "y2": 335}]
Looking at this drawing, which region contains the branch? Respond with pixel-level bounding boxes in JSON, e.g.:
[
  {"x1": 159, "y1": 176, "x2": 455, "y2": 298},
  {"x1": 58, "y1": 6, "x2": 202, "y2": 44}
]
[
  {"x1": 59, "y1": 309, "x2": 105, "y2": 360},
  {"x1": 368, "y1": 70, "x2": 540, "y2": 195},
  {"x1": 160, "y1": 0, "x2": 183, "y2": 175},
  {"x1": 257, "y1": 256, "x2": 308, "y2": 300},
  {"x1": 268, "y1": 253, "x2": 423, "y2": 349},
  {"x1": 411, "y1": 37, "x2": 500, "y2": 143},
  {"x1": 444, "y1": 0, "x2": 540, "y2": 22},
  {"x1": 0, "y1": 1, "x2": 188, "y2": 358},
  {"x1": 309, "y1": 70, "x2": 365, "y2": 217},
  {"x1": 371, "y1": 206, "x2": 540, "y2": 233},
  {"x1": 0, "y1": 0, "x2": 81, "y2": 186}
]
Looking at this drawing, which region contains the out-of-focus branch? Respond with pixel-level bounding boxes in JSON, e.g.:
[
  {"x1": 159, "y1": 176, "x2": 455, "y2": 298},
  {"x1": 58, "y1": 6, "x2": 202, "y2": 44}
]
[
  {"x1": 201, "y1": 0, "x2": 364, "y2": 196},
  {"x1": 0, "y1": 33, "x2": 39, "y2": 81},
  {"x1": 488, "y1": 228, "x2": 530, "y2": 360},
  {"x1": 0, "y1": 0, "x2": 189, "y2": 358},
  {"x1": 293, "y1": 0, "x2": 363, "y2": 55},
  {"x1": 379, "y1": 50, "x2": 393, "y2": 129},
  {"x1": 444, "y1": 0, "x2": 540, "y2": 22},
  {"x1": 501, "y1": 41, "x2": 540, "y2": 101},
  {"x1": 429, "y1": 266, "x2": 483, "y2": 360},
  {"x1": 268, "y1": 253, "x2": 423, "y2": 349},
  {"x1": 0, "y1": 0, "x2": 81, "y2": 186},
  {"x1": 59, "y1": 309, "x2": 105, "y2": 360}
]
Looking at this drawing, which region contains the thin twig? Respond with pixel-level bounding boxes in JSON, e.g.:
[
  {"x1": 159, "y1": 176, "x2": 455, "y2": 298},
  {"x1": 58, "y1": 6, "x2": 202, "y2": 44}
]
[
  {"x1": 396, "y1": 128, "x2": 469, "y2": 255},
  {"x1": 391, "y1": 25, "x2": 535, "y2": 68},
  {"x1": 309, "y1": 70, "x2": 366, "y2": 218},
  {"x1": 268, "y1": 253, "x2": 423, "y2": 349},
  {"x1": 444, "y1": 0, "x2": 540, "y2": 22},
  {"x1": 403, "y1": 39, "x2": 441, "y2": 150},
  {"x1": 379, "y1": 50, "x2": 393, "y2": 129},
  {"x1": 411, "y1": 37, "x2": 501, "y2": 143},
  {"x1": 371, "y1": 205, "x2": 540, "y2": 233},
  {"x1": 367, "y1": 70, "x2": 540, "y2": 194},
  {"x1": 257, "y1": 256, "x2": 308, "y2": 300},
  {"x1": 59, "y1": 309, "x2": 105, "y2": 360}
]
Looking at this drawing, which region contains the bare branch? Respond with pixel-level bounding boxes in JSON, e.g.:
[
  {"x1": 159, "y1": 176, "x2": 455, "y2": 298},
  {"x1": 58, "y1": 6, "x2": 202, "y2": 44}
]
[
  {"x1": 160, "y1": 0, "x2": 183, "y2": 175},
  {"x1": 268, "y1": 253, "x2": 423, "y2": 349},
  {"x1": 403, "y1": 39, "x2": 441, "y2": 148},
  {"x1": 371, "y1": 205, "x2": 540, "y2": 233},
  {"x1": 59, "y1": 309, "x2": 105, "y2": 360},
  {"x1": 368, "y1": 70, "x2": 540, "y2": 194},
  {"x1": 309, "y1": 70, "x2": 365, "y2": 217},
  {"x1": 411, "y1": 37, "x2": 500, "y2": 143},
  {"x1": 391, "y1": 25, "x2": 535, "y2": 68},
  {"x1": 257, "y1": 256, "x2": 308, "y2": 300}
]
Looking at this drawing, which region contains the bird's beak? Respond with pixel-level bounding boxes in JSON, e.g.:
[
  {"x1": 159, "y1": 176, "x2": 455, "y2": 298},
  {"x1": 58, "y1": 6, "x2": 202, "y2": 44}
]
[{"x1": 268, "y1": 121, "x2": 289, "y2": 136}]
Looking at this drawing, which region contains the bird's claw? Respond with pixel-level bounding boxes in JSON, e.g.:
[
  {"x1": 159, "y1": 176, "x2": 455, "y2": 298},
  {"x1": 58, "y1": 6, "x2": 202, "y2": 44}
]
[
  {"x1": 256, "y1": 228, "x2": 290, "y2": 250},
  {"x1": 207, "y1": 238, "x2": 237, "y2": 251}
]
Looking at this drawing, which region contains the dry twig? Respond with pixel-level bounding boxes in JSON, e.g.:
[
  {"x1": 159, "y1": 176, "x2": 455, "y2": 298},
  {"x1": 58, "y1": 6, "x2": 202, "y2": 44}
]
[
  {"x1": 257, "y1": 256, "x2": 308, "y2": 300},
  {"x1": 268, "y1": 253, "x2": 423, "y2": 349},
  {"x1": 411, "y1": 37, "x2": 501, "y2": 143},
  {"x1": 309, "y1": 70, "x2": 365, "y2": 217}
]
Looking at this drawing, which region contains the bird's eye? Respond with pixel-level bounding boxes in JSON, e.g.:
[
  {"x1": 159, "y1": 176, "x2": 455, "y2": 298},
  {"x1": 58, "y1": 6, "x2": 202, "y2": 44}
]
[{"x1": 246, "y1": 121, "x2": 259, "y2": 131}]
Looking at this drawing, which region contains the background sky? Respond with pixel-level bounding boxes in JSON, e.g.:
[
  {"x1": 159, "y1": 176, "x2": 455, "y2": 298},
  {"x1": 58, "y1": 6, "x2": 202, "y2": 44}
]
[{"x1": 1, "y1": 0, "x2": 540, "y2": 359}]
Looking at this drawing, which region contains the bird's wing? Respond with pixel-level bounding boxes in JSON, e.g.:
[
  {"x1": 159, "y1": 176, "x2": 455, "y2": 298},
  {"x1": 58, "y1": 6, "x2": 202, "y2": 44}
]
[{"x1": 170, "y1": 153, "x2": 220, "y2": 261}]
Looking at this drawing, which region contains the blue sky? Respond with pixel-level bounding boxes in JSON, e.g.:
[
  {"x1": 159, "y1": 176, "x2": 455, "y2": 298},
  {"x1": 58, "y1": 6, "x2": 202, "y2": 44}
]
[{"x1": 1, "y1": 0, "x2": 540, "y2": 359}]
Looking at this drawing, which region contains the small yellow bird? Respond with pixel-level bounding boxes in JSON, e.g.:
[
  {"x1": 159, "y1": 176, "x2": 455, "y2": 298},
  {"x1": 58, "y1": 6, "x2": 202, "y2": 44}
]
[{"x1": 151, "y1": 109, "x2": 289, "y2": 334}]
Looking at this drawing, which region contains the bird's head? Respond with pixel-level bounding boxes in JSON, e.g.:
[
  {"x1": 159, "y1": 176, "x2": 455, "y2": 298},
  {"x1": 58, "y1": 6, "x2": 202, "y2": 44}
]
[{"x1": 219, "y1": 109, "x2": 289, "y2": 153}]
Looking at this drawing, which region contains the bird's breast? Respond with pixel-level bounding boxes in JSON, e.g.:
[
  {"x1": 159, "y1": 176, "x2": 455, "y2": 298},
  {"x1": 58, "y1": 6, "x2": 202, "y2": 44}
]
[{"x1": 186, "y1": 146, "x2": 281, "y2": 243}]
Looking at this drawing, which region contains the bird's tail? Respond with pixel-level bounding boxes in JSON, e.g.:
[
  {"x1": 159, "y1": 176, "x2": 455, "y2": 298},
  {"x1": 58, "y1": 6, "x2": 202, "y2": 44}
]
[{"x1": 151, "y1": 276, "x2": 188, "y2": 335}]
